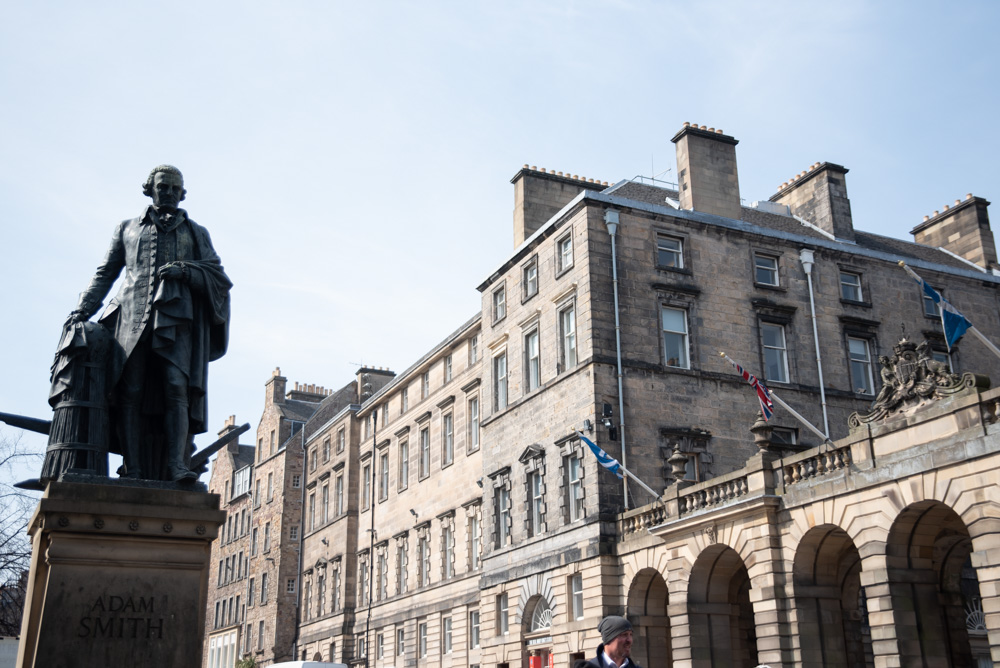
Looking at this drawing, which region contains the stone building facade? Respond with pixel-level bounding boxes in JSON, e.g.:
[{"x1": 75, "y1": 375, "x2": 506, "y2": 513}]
[
  {"x1": 203, "y1": 416, "x2": 255, "y2": 668},
  {"x1": 203, "y1": 122, "x2": 1000, "y2": 667},
  {"x1": 203, "y1": 370, "x2": 342, "y2": 667},
  {"x1": 296, "y1": 319, "x2": 484, "y2": 666},
  {"x1": 617, "y1": 360, "x2": 1000, "y2": 667}
]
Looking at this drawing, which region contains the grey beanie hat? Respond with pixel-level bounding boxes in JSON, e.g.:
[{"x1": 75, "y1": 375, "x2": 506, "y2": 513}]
[{"x1": 598, "y1": 615, "x2": 632, "y2": 644}]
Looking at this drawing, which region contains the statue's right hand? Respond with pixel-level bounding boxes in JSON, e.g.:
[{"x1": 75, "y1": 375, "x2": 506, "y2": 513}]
[{"x1": 65, "y1": 310, "x2": 88, "y2": 327}]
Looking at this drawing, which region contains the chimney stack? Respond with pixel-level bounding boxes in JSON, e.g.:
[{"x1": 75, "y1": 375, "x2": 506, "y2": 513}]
[
  {"x1": 217, "y1": 415, "x2": 241, "y2": 452},
  {"x1": 265, "y1": 367, "x2": 287, "y2": 406},
  {"x1": 770, "y1": 162, "x2": 855, "y2": 241},
  {"x1": 511, "y1": 166, "x2": 607, "y2": 248},
  {"x1": 671, "y1": 123, "x2": 742, "y2": 220},
  {"x1": 911, "y1": 195, "x2": 996, "y2": 270},
  {"x1": 355, "y1": 367, "x2": 397, "y2": 403}
]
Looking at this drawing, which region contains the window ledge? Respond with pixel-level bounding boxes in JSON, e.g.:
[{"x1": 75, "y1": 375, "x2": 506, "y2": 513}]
[
  {"x1": 656, "y1": 265, "x2": 692, "y2": 276},
  {"x1": 660, "y1": 365, "x2": 699, "y2": 378},
  {"x1": 754, "y1": 283, "x2": 786, "y2": 292},
  {"x1": 840, "y1": 298, "x2": 872, "y2": 308}
]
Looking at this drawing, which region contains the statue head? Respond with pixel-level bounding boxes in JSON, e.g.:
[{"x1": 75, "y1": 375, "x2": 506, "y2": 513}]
[{"x1": 142, "y1": 165, "x2": 186, "y2": 209}]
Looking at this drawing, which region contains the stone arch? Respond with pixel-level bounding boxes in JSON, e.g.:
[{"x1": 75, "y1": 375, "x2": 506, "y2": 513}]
[
  {"x1": 515, "y1": 573, "x2": 556, "y2": 627},
  {"x1": 687, "y1": 543, "x2": 758, "y2": 668},
  {"x1": 792, "y1": 524, "x2": 872, "y2": 667},
  {"x1": 626, "y1": 567, "x2": 671, "y2": 668},
  {"x1": 522, "y1": 594, "x2": 553, "y2": 632},
  {"x1": 886, "y1": 500, "x2": 987, "y2": 666}
]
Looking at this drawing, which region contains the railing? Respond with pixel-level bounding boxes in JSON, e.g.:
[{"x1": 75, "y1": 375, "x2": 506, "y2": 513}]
[
  {"x1": 782, "y1": 444, "x2": 852, "y2": 486},
  {"x1": 620, "y1": 504, "x2": 669, "y2": 536},
  {"x1": 679, "y1": 476, "x2": 749, "y2": 515}
]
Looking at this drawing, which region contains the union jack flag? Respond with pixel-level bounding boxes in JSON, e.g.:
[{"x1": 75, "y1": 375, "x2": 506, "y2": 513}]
[{"x1": 725, "y1": 356, "x2": 774, "y2": 420}]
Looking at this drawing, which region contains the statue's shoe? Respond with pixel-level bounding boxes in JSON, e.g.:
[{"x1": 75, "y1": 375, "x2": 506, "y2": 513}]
[{"x1": 170, "y1": 468, "x2": 199, "y2": 483}]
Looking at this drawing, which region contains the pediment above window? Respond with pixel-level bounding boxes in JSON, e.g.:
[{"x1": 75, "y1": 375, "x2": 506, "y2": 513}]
[{"x1": 518, "y1": 444, "x2": 544, "y2": 463}]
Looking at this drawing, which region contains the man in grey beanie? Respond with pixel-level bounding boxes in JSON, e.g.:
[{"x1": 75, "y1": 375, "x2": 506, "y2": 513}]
[{"x1": 576, "y1": 615, "x2": 641, "y2": 668}]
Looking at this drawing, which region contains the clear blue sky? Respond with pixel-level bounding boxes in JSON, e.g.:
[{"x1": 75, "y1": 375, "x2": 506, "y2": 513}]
[{"x1": 2, "y1": 1, "x2": 998, "y2": 478}]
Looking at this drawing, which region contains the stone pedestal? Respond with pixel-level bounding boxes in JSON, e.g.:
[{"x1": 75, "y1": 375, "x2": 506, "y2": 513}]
[{"x1": 16, "y1": 480, "x2": 224, "y2": 668}]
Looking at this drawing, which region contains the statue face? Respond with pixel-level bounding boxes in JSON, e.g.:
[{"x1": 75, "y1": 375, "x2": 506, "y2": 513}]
[{"x1": 150, "y1": 171, "x2": 184, "y2": 210}]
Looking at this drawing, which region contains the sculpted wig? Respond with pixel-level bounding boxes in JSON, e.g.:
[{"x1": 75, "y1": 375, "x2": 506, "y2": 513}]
[{"x1": 142, "y1": 164, "x2": 186, "y2": 201}]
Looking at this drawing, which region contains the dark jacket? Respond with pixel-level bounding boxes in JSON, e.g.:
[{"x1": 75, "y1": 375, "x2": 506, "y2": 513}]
[{"x1": 576, "y1": 644, "x2": 643, "y2": 668}]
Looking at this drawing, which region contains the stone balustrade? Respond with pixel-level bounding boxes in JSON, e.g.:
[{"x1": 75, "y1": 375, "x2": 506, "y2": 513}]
[
  {"x1": 782, "y1": 443, "x2": 853, "y2": 486},
  {"x1": 619, "y1": 503, "x2": 669, "y2": 537},
  {"x1": 678, "y1": 475, "x2": 749, "y2": 515}
]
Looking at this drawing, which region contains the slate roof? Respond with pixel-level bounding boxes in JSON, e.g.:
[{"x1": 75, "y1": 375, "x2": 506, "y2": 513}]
[
  {"x1": 231, "y1": 444, "x2": 255, "y2": 470},
  {"x1": 605, "y1": 180, "x2": 680, "y2": 206},
  {"x1": 278, "y1": 399, "x2": 322, "y2": 423},
  {"x1": 608, "y1": 180, "x2": 986, "y2": 274},
  {"x1": 853, "y1": 231, "x2": 975, "y2": 272},
  {"x1": 303, "y1": 379, "x2": 362, "y2": 441}
]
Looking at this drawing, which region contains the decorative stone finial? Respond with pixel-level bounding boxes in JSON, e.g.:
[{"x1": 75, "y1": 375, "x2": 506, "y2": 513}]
[
  {"x1": 749, "y1": 412, "x2": 772, "y2": 452},
  {"x1": 668, "y1": 445, "x2": 689, "y2": 480}
]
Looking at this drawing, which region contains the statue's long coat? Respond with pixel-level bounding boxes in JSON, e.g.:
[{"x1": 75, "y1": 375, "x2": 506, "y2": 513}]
[{"x1": 75, "y1": 207, "x2": 231, "y2": 444}]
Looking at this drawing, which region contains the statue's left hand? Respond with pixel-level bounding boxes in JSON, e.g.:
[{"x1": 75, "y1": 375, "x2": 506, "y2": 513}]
[{"x1": 157, "y1": 263, "x2": 186, "y2": 281}]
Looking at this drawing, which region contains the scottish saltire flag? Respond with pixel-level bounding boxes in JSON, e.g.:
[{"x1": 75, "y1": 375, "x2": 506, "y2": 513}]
[
  {"x1": 910, "y1": 270, "x2": 972, "y2": 350},
  {"x1": 577, "y1": 432, "x2": 623, "y2": 479},
  {"x1": 724, "y1": 356, "x2": 774, "y2": 420}
]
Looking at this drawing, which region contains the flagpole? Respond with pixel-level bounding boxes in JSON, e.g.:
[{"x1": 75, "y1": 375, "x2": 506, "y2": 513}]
[
  {"x1": 767, "y1": 390, "x2": 834, "y2": 445},
  {"x1": 968, "y1": 326, "x2": 1000, "y2": 361},
  {"x1": 617, "y1": 463, "x2": 661, "y2": 501},
  {"x1": 720, "y1": 352, "x2": 833, "y2": 446},
  {"x1": 577, "y1": 432, "x2": 662, "y2": 503},
  {"x1": 898, "y1": 261, "x2": 1000, "y2": 362}
]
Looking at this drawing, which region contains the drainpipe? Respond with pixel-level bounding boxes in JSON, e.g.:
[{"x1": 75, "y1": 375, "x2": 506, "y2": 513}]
[
  {"x1": 799, "y1": 249, "x2": 830, "y2": 438},
  {"x1": 364, "y1": 413, "x2": 378, "y2": 668},
  {"x1": 291, "y1": 423, "x2": 307, "y2": 661},
  {"x1": 604, "y1": 209, "x2": 629, "y2": 508}
]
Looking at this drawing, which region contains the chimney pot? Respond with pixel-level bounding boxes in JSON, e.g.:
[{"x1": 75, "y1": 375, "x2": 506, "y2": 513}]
[
  {"x1": 523, "y1": 163, "x2": 528, "y2": 168},
  {"x1": 700, "y1": 125, "x2": 707, "y2": 130},
  {"x1": 708, "y1": 127, "x2": 715, "y2": 132},
  {"x1": 934, "y1": 210, "x2": 940, "y2": 216},
  {"x1": 955, "y1": 199, "x2": 961, "y2": 206},
  {"x1": 716, "y1": 128, "x2": 724, "y2": 134},
  {"x1": 531, "y1": 165, "x2": 537, "y2": 170},
  {"x1": 923, "y1": 215, "x2": 930, "y2": 222},
  {"x1": 683, "y1": 121, "x2": 690, "y2": 127},
  {"x1": 944, "y1": 204, "x2": 950, "y2": 211},
  {"x1": 967, "y1": 193, "x2": 974, "y2": 200}
]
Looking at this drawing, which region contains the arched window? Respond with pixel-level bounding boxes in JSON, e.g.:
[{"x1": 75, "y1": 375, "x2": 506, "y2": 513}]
[{"x1": 530, "y1": 598, "x2": 552, "y2": 631}]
